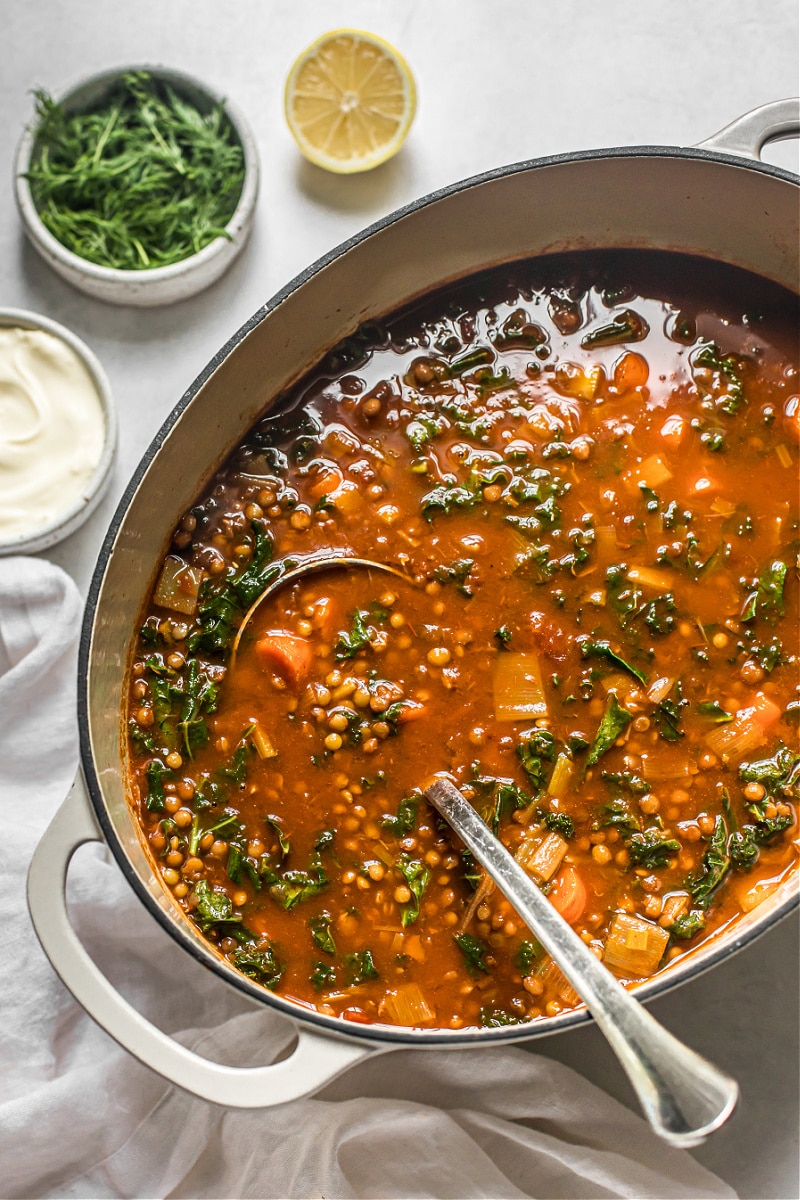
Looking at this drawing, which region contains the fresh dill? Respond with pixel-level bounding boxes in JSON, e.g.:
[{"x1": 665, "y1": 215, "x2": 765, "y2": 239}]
[{"x1": 26, "y1": 71, "x2": 246, "y2": 270}]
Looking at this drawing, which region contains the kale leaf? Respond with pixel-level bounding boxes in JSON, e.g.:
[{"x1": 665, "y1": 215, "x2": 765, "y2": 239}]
[
  {"x1": 742, "y1": 559, "x2": 788, "y2": 623},
  {"x1": 579, "y1": 638, "x2": 648, "y2": 686},
  {"x1": 310, "y1": 961, "x2": 337, "y2": 990},
  {"x1": 690, "y1": 341, "x2": 747, "y2": 415},
  {"x1": 382, "y1": 793, "x2": 419, "y2": 837},
  {"x1": 232, "y1": 945, "x2": 283, "y2": 989},
  {"x1": 517, "y1": 728, "x2": 557, "y2": 791},
  {"x1": 395, "y1": 855, "x2": 431, "y2": 926},
  {"x1": 454, "y1": 933, "x2": 491, "y2": 974},
  {"x1": 192, "y1": 880, "x2": 246, "y2": 935},
  {"x1": 513, "y1": 940, "x2": 542, "y2": 974},
  {"x1": 473, "y1": 774, "x2": 529, "y2": 834},
  {"x1": 686, "y1": 815, "x2": 730, "y2": 908},
  {"x1": 586, "y1": 695, "x2": 632, "y2": 768},
  {"x1": 628, "y1": 829, "x2": 681, "y2": 868},
  {"x1": 335, "y1": 609, "x2": 372, "y2": 659},
  {"x1": 231, "y1": 521, "x2": 277, "y2": 607},
  {"x1": 601, "y1": 771, "x2": 649, "y2": 795},
  {"x1": 433, "y1": 558, "x2": 476, "y2": 597},
  {"x1": 420, "y1": 482, "x2": 480, "y2": 521},
  {"x1": 309, "y1": 911, "x2": 336, "y2": 955},
  {"x1": 697, "y1": 701, "x2": 733, "y2": 724},
  {"x1": 593, "y1": 797, "x2": 642, "y2": 837},
  {"x1": 145, "y1": 759, "x2": 172, "y2": 812},
  {"x1": 667, "y1": 910, "x2": 706, "y2": 939},
  {"x1": 653, "y1": 681, "x2": 688, "y2": 742},
  {"x1": 345, "y1": 950, "x2": 379, "y2": 986},
  {"x1": 176, "y1": 657, "x2": 218, "y2": 757},
  {"x1": 543, "y1": 812, "x2": 575, "y2": 839},
  {"x1": 480, "y1": 1007, "x2": 526, "y2": 1028},
  {"x1": 217, "y1": 737, "x2": 252, "y2": 786},
  {"x1": 265, "y1": 860, "x2": 328, "y2": 909}
]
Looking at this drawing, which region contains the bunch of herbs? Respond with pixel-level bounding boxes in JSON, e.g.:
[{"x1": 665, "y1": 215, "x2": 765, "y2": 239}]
[{"x1": 26, "y1": 71, "x2": 245, "y2": 269}]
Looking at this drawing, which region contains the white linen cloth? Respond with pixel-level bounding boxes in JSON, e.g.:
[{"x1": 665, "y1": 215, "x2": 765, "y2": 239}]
[{"x1": 0, "y1": 556, "x2": 737, "y2": 1200}]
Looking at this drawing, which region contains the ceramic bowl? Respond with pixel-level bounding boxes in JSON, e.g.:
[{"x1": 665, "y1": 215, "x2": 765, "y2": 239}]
[
  {"x1": 0, "y1": 308, "x2": 117, "y2": 555},
  {"x1": 14, "y1": 66, "x2": 259, "y2": 307}
]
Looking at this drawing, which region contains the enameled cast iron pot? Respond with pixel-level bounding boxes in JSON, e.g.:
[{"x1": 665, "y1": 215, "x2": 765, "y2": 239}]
[{"x1": 28, "y1": 99, "x2": 800, "y2": 1108}]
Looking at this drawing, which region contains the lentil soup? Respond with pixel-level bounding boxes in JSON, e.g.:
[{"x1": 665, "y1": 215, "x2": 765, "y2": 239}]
[{"x1": 127, "y1": 252, "x2": 799, "y2": 1032}]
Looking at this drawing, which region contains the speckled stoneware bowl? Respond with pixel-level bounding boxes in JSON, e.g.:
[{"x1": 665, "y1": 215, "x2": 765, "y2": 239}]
[{"x1": 14, "y1": 66, "x2": 259, "y2": 307}]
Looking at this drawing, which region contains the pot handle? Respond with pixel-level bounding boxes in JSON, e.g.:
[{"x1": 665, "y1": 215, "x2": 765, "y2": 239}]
[
  {"x1": 695, "y1": 97, "x2": 800, "y2": 161},
  {"x1": 27, "y1": 770, "x2": 375, "y2": 1108}
]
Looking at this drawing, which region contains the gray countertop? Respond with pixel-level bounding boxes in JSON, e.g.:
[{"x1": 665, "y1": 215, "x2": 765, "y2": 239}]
[{"x1": 3, "y1": 2, "x2": 798, "y2": 1196}]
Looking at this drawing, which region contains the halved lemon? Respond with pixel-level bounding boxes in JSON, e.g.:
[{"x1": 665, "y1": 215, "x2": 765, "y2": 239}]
[{"x1": 284, "y1": 29, "x2": 416, "y2": 174}]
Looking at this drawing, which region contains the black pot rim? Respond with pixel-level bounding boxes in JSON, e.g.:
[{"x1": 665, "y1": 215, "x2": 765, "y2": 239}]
[{"x1": 78, "y1": 141, "x2": 800, "y2": 1049}]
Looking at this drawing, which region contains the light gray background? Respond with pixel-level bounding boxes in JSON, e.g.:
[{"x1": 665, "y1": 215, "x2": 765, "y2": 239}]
[{"x1": 2, "y1": 2, "x2": 798, "y2": 1197}]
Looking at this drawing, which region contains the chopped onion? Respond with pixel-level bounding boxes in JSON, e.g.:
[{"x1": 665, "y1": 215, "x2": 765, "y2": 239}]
[
  {"x1": 402, "y1": 934, "x2": 426, "y2": 963},
  {"x1": 646, "y1": 675, "x2": 675, "y2": 705},
  {"x1": 533, "y1": 957, "x2": 580, "y2": 1006},
  {"x1": 493, "y1": 652, "x2": 548, "y2": 721},
  {"x1": 626, "y1": 565, "x2": 674, "y2": 592},
  {"x1": 380, "y1": 983, "x2": 436, "y2": 1026},
  {"x1": 517, "y1": 829, "x2": 568, "y2": 883},
  {"x1": 547, "y1": 753, "x2": 574, "y2": 800},
  {"x1": 641, "y1": 755, "x2": 696, "y2": 782},
  {"x1": 659, "y1": 892, "x2": 690, "y2": 925},
  {"x1": 250, "y1": 724, "x2": 278, "y2": 760},
  {"x1": 457, "y1": 872, "x2": 495, "y2": 936},
  {"x1": 706, "y1": 705, "x2": 769, "y2": 760},
  {"x1": 738, "y1": 878, "x2": 780, "y2": 914},
  {"x1": 595, "y1": 525, "x2": 618, "y2": 559},
  {"x1": 710, "y1": 497, "x2": 736, "y2": 516},
  {"x1": 603, "y1": 912, "x2": 670, "y2": 977},
  {"x1": 371, "y1": 843, "x2": 396, "y2": 868},
  {"x1": 775, "y1": 443, "x2": 792, "y2": 469},
  {"x1": 153, "y1": 556, "x2": 205, "y2": 616}
]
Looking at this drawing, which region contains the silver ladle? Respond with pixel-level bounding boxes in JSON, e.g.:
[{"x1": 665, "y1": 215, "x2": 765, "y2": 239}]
[
  {"x1": 230, "y1": 554, "x2": 412, "y2": 665},
  {"x1": 425, "y1": 776, "x2": 739, "y2": 1148},
  {"x1": 233, "y1": 553, "x2": 738, "y2": 1145}
]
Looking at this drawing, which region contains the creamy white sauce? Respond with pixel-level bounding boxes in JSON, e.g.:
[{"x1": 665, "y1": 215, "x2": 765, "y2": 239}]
[{"x1": 0, "y1": 326, "x2": 106, "y2": 541}]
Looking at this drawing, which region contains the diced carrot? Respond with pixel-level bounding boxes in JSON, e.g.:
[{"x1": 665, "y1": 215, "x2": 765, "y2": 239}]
[
  {"x1": 751, "y1": 692, "x2": 782, "y2": 730},
  {"x1": 395, "y1": 701, "x2": 426, "y2": 724},
  {"x1": 341, "y1": 1007, "x2": 372, "y2": 1023},
  {"x1": 330, "y1": 480, "x2": 363, "y2": 514},
  {"x1": 549, "y1": 865, "x2": 587, "y2": 925},
  {"x1": 255, "y1": 631, "x2": 314, "y2": 687},
  {"x1": 659, "y1": 413, "x2": 687, "y2": 450},
  {"x1": 691, "y1": 476, "x2": 718, "y2": 495},
  {"x1": 309, "y1": 467, "x2": 343, "y2": 500}
]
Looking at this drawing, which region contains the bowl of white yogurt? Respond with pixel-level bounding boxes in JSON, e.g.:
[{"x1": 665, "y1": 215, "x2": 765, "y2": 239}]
[{"x1": 0, "y1": 309, "x2": 116, "y2": 555}]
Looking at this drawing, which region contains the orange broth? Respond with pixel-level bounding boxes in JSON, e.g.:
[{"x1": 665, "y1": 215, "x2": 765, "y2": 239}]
[{"x1": 127, "y1": 251, "x2": 799, "y2": 1031}]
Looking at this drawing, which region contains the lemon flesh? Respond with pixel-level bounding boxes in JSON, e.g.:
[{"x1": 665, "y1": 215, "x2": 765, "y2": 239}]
[{"x1": 285, "y1": 29, "x2": 416, "y2": 174}]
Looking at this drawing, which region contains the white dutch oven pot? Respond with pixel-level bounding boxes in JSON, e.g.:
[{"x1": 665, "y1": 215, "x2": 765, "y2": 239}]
[{"x1": 28, "y1": 100, "x2": 800, "y2": 1108}]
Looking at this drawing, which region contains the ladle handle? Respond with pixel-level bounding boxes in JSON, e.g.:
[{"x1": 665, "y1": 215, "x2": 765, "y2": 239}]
[{"x1": 425, "y1": 778, "x2": 738, "y2": 1148}]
